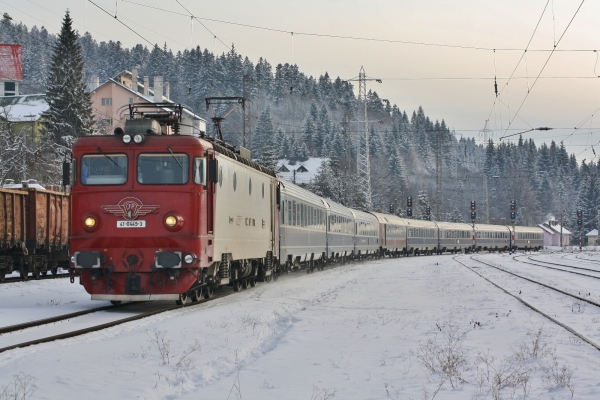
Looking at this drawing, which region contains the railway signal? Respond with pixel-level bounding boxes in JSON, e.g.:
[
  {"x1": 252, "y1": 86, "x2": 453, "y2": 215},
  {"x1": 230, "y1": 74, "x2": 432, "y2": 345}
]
[
  {"x1": 407, "y1": 208, "x2": 412, "y2": 217},
  {"x1": 510, "y1": 211, "x2": 516, "y2": 220},
  {"x1": 510, "y1": 200, "x2": 516, "y2": 211},
  {"x1": 471, "y1": 200, "x2": 476, "y2": 211},
  {"x1": 389, "y1": 204, "x2": 394, "y2": 214},
  {"x1": 577, "y1": 209, "x2": 583, "y2": 226},
  {"x1": 471, "y1": 211, "x2": 476, "y2": 221},
  {"x1": 407, "y1": 196, "x2": 412, "y2": 208},
  {"x1": 426, "y1": 206, "x2": 430, "y2": 215}
]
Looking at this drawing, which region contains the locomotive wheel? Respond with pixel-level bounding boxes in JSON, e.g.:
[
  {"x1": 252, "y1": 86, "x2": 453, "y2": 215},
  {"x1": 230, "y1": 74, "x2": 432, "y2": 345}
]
[
  {"x1": 19, "y1": 270, "x2": 28, "y2": 280},
  {"x1": 204, "y1": 285, "x2": 214, "y2": 299},
  {"x1": 0, "y1": 271, "x2": 4, "y2": 282},
  {"x1": 233, "y1": 281, "x2": 242, "y2": 292},
  {"x1": 273, "y1": 271, "x2": 279, "y2": 281},
  {"x1": 32, "y1": 269, "x2": 41, "y2": 280},
  {"x1": 51, "y1": 267, "x2": 59, "y2": 275},
  {"x1": 41, "y1": 270, "x2": 48, "y2": 276},
  {"x1": 176, "y1": 292, "x2": 189, "y2": 305},
  {"x1": 191, "y1": 288, "x2": 203, "y2": 302},
  {"x1": 241, "y1": 280, "x2": 248, "y2": 289},
  {"x1": 110, "y1": 300, "x2": 122, "y2": 305},
  {"x1": 250, "y1": 278, "x2": 256, "y2": 287}
]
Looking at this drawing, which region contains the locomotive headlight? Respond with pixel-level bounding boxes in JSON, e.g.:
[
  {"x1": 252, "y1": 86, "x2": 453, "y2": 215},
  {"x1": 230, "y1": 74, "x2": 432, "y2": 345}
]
[
  {"x1": 165, "y1": 215, "x2": 177, "y2": 227},
  {"x1": 133, "y1": 134, "x2": 145, "y2": 144},
  {"x1": 184, "y1": 254, "x2": 196, "y2": 264},
  {"x1": 84, "y1": 216, "x2": 97, "y2": 228},
  {"x1": 122, "y1": 134, "x2": 132, "y2": 144}
]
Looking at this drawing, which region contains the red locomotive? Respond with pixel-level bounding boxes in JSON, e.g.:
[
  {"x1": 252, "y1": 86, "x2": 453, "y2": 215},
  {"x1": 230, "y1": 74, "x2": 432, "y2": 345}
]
[{"x1": 69, "y1": 104, "x2": 280, "y2": 304}]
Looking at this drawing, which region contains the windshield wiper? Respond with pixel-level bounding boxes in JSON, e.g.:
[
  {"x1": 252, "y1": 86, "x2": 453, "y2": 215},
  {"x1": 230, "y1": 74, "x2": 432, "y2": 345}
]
[
  {"x1": 97, "y1": 147, "x2": 119, "y2": 167},
  {"x1": 167, "y1": 147, "x2": 183, "y2": 169}
]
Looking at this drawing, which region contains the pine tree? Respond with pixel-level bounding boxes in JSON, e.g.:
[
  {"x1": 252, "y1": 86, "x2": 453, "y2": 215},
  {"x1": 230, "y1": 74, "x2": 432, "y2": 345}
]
[
  {"x1": 251, "y1": 107, "x2": 274, "y2": 159},
  {"x1": 43, "y1": 12, "x2": 93, "y2": 142},
  {"x1": 259, "y1": 144, "x2": 278, "y2": 171}
]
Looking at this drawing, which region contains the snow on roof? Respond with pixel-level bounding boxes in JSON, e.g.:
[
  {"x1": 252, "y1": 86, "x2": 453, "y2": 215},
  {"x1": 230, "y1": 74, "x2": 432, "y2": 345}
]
[
  {"x1": 0, "y1": 44, "x2": 23, "y2": 81},
  {"x1": 541, "y1": 221, "x2": 572, "y2": 235},
  {"x1": 276, "y1": 158, "x2": 327, "y2": 185},
  {"x1": 537, "y1": 224, "x2": 555, "y2": 234},
  {"x1": 0, "y1": 94, "x2": 48, "y2": 121},
  {"x1": 586, "y1": 229, "x2": 598, "y2": 236}
]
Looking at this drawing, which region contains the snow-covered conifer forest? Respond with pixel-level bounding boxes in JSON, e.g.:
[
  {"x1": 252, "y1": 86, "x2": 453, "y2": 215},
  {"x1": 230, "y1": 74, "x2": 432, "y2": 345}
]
[{"x1": 0, "y1": 19, "x2": 596, "y2": 233}]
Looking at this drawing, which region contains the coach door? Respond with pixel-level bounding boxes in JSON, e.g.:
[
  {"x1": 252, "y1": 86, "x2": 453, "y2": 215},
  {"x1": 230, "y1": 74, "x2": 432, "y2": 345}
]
[{"x1": 206, "y1": 151, "x2": 217, "y2": 234}]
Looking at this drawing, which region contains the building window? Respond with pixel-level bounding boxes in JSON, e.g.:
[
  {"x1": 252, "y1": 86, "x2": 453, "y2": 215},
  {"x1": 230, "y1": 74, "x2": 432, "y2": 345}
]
[
  {"x1": 4, "y1": 82, "x2": 15, "y2": 96},
  {"x1": 101, "y1": 118, "x2": 112, "y2": 127},
  {"x1": 129, "y1": 98, "x2": 134, "y2": 104},
  {"x1": 101, "y1": 98, "x2": 113, "y2": 106}
]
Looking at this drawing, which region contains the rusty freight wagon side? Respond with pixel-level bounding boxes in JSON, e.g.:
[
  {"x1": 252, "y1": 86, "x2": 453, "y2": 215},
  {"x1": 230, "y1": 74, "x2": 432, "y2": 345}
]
[
  {"x1": 0, "y1": 187, "x2": 70, "y2": 281},
  {"x1": 0, "y1": 188, "x2": 27, "y2": 281},
  {"x1": 24, "y1": 188, "x2": 70, "y2": 278}
]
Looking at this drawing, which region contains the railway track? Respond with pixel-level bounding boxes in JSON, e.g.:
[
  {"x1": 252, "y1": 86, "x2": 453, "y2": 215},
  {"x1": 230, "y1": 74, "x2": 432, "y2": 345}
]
[
  {"x1": 454, "y1": 254, "x2": 600, "y2": 352},
  {"x1": 0, "y1": 291, "x2": 230, "y2": 354},
  {"x1": 513, "y1": 255, "x2": 600, "y2": 279},
  {"x1": 0, "y1": 259, "x2": 353, "y2": 355},
  {"x1": 1, "y1": 272, "x2": 70, "y2": 284}
]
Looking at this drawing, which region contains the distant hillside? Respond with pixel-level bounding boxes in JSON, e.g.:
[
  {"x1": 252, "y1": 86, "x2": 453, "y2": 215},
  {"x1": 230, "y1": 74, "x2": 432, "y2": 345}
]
[{"x1": 1, "y1": 19, "x2": 594, "y2": 232}]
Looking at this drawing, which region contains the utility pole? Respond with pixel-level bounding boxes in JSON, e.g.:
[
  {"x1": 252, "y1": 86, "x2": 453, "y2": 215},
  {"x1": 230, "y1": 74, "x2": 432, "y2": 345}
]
[
  {"x1": 357, "y1": 67, "x2": 371, "y2": 210},
  {"x1": 480, "y1": 121, "x2": 492, "y2": 224},
  {"x1": 242, "y1": 74, "x2": 249, "y2": 148},
  {"x1": 342, "y1": 112, "x2": 350, "y2": 206},
  {"x1": 435, "y1": 130, "x2": 443, "y2": 221},
  {"x1": 343, "y1": 67, "x2": 381, "y2": 211}
]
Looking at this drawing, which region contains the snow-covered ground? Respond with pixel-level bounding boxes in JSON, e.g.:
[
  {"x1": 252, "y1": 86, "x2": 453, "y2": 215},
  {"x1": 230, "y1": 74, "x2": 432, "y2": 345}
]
[{"x1": 1, "y1": 253, "x2": 600, "y2": 399}]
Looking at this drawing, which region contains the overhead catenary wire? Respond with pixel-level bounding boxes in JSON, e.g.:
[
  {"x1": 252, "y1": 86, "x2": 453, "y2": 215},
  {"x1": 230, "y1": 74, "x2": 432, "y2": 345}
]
[
  {"x1": 502, "y1": 0, "x2": 586, "y2": 136},
  {"x1": 121, "y1": 0, "x2": 597, "y2": 53}
]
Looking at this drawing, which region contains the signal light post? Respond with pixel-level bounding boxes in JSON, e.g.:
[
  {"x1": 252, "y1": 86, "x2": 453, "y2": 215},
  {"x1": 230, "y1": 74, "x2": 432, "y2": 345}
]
[
  {"x1": 510, "y1": 200, "x2": 516, "y2": 253},
  {"x1": 426, "y1": 206, "x2": 431, "y2": 221},
  {"x1": 407, "y1": 196, "x2": 412, "y2": 218},
  {"x1": 470, "y1": 200, "x2": 476, "y2": 252},
  {"x1": 577, "y1": 209, "x2": 583, "y2": 250}
]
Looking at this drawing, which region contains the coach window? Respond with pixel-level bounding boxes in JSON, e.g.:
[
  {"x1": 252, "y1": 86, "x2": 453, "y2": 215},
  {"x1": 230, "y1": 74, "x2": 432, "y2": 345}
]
[
  {"x1": 219, "y1": 166, "x2": 223, "y2": 187},
  {"x1": 193, "y1": 157, "x2": 206, "y2": 185},
  {"x1": 292, "y1": 201, "x2": 297, "y2": 226},
  {"x1": 249, "y1": 178, "x2": 252, "y2": 195},
  {"x1": 81, "y1": 154, "x2": 128, "y2": 185},
  {"x1": 137, "y1": 153, "x2": 189, "y2": 184},
  {"x1": 233, "y1": 172, "x2": 237, "y2": 191},
  {"x1": 262, "y1": 183, "x2": 265, "y2": 199}
]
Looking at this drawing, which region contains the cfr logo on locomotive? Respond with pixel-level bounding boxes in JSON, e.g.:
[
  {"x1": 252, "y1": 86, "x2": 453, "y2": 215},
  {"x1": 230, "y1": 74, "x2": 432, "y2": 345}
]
[{"x1": 101, "y1": 197, "x2": 160, "y2": 220}]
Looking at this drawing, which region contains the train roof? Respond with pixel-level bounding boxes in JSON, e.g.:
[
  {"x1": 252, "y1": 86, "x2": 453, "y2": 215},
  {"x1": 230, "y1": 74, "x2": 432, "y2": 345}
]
[
  {"x1": 474, "y1": 224, "x2": 511, "y2": 232},
  {"x1": 279, "y1": 180, "x2": 327, "y2": 208},
  {"x1": 435, "y1": 221, "x2": 473, "y2": 230},
  {"x1": 512, "y1": 225, "x2": 544, "y2": 233},
  {"x1": 369, "y1": 212, "x2": 414, "y2": 227},
  {"x1": 322, "y1": 198, "x2": 355, "y2": 218},
  {"x1": 350, "y1": 209, "x2": 379, "y2": 223},
  {"x1": 405, "y1": 219, "x2": 438, "y2": 229}
]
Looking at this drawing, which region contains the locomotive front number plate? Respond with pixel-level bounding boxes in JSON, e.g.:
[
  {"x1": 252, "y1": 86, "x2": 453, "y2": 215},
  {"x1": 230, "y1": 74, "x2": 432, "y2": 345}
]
[{"x1": 117, "y1": 220, "x2": 146, "y2": 228}]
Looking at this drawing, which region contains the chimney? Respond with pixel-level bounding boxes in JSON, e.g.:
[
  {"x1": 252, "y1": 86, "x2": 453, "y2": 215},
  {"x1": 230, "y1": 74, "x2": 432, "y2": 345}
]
[
  {"x1": 143, "y1": 76, "x2": 149, "y2": 96},
  {"x1": 165, "y1": 82, "x2": 170, "y2": 100},
  {"x1": 153, "y1": 76, "x2": 163, "y2": 103},
  {"x1": 131, "y1": 68, "x2": 138, "y2": 92}
]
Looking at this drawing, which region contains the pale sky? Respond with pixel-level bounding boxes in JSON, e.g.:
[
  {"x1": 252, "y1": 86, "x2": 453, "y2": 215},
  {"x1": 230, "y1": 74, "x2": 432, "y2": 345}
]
[{"x1": 4, "y1": 0, "x2": 600, "y2": 161}]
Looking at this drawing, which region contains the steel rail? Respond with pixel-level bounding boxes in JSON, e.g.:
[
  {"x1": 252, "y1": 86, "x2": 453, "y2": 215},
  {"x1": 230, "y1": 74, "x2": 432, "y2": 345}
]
[
  {"x1": 454, "y1": 255, "x2": 600, "y2": 352},
  {"x1": 0, "y1": 257, "x2": 356, "y2": 354},
  {"x1": 512, "y1": 255, "x2": 600, "y2": 279},
  {"x1": 1, "y1": 273, "x2": 69, "y2": 284}
]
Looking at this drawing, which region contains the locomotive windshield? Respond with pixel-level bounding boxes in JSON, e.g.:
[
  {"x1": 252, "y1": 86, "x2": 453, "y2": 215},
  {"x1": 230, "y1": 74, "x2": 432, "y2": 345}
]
[
  {"x1": 81, "y1": 154, "x2": 128, "y2": 185},
  {"x1": 137, "y1": 153, "x2": 189, "y2": 184}
]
